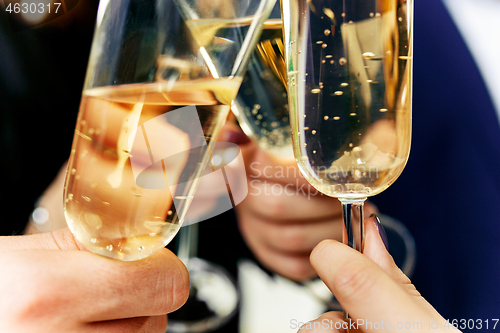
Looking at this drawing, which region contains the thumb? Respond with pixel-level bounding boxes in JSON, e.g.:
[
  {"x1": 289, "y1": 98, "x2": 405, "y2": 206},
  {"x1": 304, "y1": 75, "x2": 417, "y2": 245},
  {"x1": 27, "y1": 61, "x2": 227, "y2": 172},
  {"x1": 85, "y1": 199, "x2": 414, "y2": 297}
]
[
  {"x1": 363, "y1": 215, "x2": 411, "y2": 287},
  {"x1": 0, "y1": 228, "x2": 86, "y2": 253}
]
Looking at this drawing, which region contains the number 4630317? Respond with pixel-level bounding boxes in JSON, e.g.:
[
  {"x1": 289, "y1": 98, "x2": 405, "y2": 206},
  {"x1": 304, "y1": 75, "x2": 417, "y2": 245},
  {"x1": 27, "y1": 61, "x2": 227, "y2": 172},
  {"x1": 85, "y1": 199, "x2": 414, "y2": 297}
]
[
  {"x1": 445, "y1": 319, "x2": 499, "y2": 330},
  {"x1": 5, "y1": 2, "x2": 62, "y2": 14}
]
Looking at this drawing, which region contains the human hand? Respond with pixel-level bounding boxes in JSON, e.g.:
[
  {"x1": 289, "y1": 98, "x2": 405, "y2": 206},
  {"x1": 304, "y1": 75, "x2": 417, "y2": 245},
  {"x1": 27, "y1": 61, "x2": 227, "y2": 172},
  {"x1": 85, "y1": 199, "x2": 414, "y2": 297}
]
[
  {"x1": 220, "y1": 119, "x2": 378, "y2": 282},
  {"x1": 298, "y1": 215, "x2": 458, "y2": 332},
  {"x1": 0, "y1": 228, "x2": 189, "y2": 333}
]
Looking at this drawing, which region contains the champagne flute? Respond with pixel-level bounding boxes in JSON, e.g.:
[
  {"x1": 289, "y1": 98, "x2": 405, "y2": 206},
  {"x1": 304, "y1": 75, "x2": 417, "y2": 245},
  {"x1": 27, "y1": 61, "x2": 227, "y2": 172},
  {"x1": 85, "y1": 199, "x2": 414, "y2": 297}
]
[
  {"x1": 282, "y1": 0, "x2": 413, "y2": 258},
  {"x1": 232, "y1": 10, "x2": 293, "y2": 158},
  {"x1": 63, "y1": 0, "x2": 276, "y2": 261}
]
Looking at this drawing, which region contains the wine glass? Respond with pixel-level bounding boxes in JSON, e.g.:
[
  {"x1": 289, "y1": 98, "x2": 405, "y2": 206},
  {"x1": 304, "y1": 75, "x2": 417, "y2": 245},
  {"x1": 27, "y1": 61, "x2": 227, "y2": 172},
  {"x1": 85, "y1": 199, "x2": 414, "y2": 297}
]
[
  {"x1": 231, "y1": 5, "x2": 293, "y2": 158},
  {"x1": 281, "y1": 0, "x2": 413, "y2": 264},
  {"x1": 63, "y1": 0, "x2": 276, "y2": 261}
]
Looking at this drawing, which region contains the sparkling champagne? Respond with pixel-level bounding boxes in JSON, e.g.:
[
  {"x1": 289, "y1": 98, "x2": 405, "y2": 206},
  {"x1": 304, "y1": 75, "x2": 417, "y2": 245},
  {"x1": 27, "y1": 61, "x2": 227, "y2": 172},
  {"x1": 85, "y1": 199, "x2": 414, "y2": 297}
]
[
  {"x1": 64, "y1": 78, "x2": 241, "y2": 260},
  {"x1": 232, "y1": 19, "x2": 293, "y2": 157},
  {"x1": 284, "y1": 0, "x2": 412, "y2": 199}
]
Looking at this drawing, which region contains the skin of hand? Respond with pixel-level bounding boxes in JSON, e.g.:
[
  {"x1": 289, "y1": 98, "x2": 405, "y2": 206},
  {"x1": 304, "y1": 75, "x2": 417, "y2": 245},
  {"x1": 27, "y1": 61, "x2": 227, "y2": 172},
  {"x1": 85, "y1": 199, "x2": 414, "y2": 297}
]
[
  {"x1": 296, "y1": 215, "x2": 459, "y2": 333},
  {"x1": 0, "y1": 228, "x2": 189, "y2": 333},
  {"x1": 220, "y1": 118, "x2": 378, "y2": 282}
]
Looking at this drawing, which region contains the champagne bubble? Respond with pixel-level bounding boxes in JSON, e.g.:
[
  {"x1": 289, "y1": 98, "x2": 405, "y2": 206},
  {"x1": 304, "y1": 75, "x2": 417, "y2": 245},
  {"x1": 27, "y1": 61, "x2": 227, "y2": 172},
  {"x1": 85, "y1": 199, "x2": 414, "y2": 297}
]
[
  {"x1": 334, "y1": 91, "x2": 343, "y2": 96},
  {"x1": 379, "y1": 108, "x2": 388, "y2": 112},
  {"x1": 167, "y1": 210, "x2": 173, "y2": 215},
  {"x1": 311, "y1": 88, "x2": 321, "y2": 94},
  {"x1": 375, "y1": 12, "x2": 381, "y2": 17},
  {"x1": 322, "y1": 43, "x2": 327, "y2": 48},
  {"x1": 398, "y1": 17, "x2": 403, "y2": 22},
  {"x1": 350, "y1": 113, "x2": 357, "y2": 116},
  {"x1": 324, "y1": 116, "x2": 329, "y2": 120},
  {"x1": 316, "y1": 41, "x2": 324, "y2": 44},
  {"x1": 340, "y1": 82, "x2": 349, "y2": 87},
  {"x1": 106, "y1": 245, "x2": 113, "y2": 251},
  {"x1": 322, "y1": 60, "x2": 326, "y2": 64},
  {"x1": 325, "y1": 55, "x2": 333, "y2": 58},
  {"x1": 68, "y1": 193, "x2": 74, "y2": 200},
  {"x1": 313, "y1": 150, "x2": 317, "y2": 154},
  {"x1": 330, "y1": 60, "x2": 334, "y2": 64},
  {"x1": 333, "y1": 116, "x2": 340, "y2": 120},
  {"x1": 362, "y1": 52, "x2": 376, "y2": 60},
  {"x1": 339, "y1": 57, "x2": 347, "y2": 65},
  {"x1": 324, "y1": 29, "x2": 331, "y2": 36},
  {"x1": 311, "y1": 130, "x2": 317, "y2": 135},
  {"x1": 304, "y1": 127, "x2": 309, "y2": 130},
  {"x1": 370, "y1": 12, "x2": 374, "y2": 17}
]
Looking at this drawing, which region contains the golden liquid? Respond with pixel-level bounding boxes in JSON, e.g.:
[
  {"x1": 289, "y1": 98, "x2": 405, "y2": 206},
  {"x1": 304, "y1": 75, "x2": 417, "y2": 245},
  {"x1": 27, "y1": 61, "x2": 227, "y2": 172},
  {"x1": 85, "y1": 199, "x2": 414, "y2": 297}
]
[
  {"x1": 232, "y1": 19, "x2": 294, "y2": 158},
  {"x1": 64, "y1": 78, "x2": 241, "y2": 260},
  {"x1": 283, "y1": 0, "x2": 412, "y2": 199}
]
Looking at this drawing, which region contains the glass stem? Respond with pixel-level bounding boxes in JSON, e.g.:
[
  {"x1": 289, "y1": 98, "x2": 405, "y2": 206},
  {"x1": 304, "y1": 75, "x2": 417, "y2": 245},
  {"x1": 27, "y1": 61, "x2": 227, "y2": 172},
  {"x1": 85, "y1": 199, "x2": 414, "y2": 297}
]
[
  {"x1": 339, "y1": 198, "x2": 366, "y2": 320},
  {"x1": 340, "y1": 198, "x2": 366, "y2": 253},
  {"x1": 176, "y1": 223, "x2": 199, "y2": 265}
]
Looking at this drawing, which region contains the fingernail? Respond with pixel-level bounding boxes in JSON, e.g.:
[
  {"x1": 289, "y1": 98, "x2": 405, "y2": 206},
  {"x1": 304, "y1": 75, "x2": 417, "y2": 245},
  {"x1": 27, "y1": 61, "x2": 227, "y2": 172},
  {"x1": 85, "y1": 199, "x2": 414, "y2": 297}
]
[{"x1": 370, "y1": 214, "x2": 389, "y2": 251}]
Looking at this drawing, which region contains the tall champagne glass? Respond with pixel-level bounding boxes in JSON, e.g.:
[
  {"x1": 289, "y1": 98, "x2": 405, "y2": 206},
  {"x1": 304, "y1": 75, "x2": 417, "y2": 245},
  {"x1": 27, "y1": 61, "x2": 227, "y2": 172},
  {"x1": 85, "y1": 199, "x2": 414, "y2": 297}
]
[
  {"x1": 63, "y1": 0, "x2": 276, "y2": 261},
  {"x1": 282, "y1": 0, "x2": 413, "y2": 254}
]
